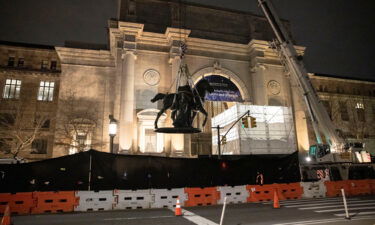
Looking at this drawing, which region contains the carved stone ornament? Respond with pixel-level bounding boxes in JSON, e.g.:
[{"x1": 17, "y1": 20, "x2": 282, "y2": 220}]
[
  {"x1": 267, "y1": 80, "x2": 281, "y2": 95},
  {"x1": 143, "y1": 69, "x2": 160, "y2": 86}
]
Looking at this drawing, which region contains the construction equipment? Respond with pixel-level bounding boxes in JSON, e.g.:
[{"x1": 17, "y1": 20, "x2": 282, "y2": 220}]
[{"x1": 257, "y1": 0, "x2": 368, "y2": 165}]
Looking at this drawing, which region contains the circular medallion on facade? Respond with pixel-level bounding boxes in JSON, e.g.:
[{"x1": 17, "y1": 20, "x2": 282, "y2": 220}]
[
  {"x1": 143, "y1": 69, "x2": 160, "y2": 86},
  {"x1": 267, "y1": 80, "x2": 281, "y2": 95}
]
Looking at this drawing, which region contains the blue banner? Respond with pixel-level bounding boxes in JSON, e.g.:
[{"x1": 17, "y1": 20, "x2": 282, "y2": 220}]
[{"x1": 199, "y1": 75, "x2": 242, "y2": 102}]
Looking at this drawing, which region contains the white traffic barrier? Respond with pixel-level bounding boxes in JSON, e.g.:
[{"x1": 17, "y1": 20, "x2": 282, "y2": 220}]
[
  {"x1": 301, "y1": 181, "x2": 326, "y2": 198},
  {"x1": 217, "y1": 185, "x2": 248, "y2": 204},
  {"x1": 75, "y1": 191, "x2": 115, "y2": 211},
  {"x1": 151, "y1": 188, "x2": 187, "y2": 208},
  {"x1": 113, "y1": 189, "x2": 152, "y2": 210}
]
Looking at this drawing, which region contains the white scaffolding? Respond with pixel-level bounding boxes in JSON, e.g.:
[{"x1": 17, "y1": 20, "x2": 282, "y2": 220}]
[{"x1": 211, "y1": 103, "x2": 296, "y2": 155}]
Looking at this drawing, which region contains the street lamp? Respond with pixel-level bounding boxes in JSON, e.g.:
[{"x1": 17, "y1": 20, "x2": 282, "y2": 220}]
[{"x1": 108, "y1": 115, "x2": 118, "y2": 154}]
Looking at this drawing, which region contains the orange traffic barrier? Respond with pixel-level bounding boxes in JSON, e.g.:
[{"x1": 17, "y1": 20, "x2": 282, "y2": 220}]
[
  {"x1": 275, "y1": 183, "x2": 303, "y2": 200},
  {"x1": 175, "y1": 197, "x2": 182, "y2": 216},
  {"x1": 1, "y1": 204, "x2": 11, "y2": 225},
  {"x1": 348, "y1": 180, "x2": 371, "y2": 196},
  {"x1": 324, "y1": 181, "x2": 350, "y2": 197},
  {"x1": 369, "y1": 179, "x2": 375, "y2": 194},
  {"x1": 273, "y1": 190, "x2": 280, "y2": 209},
  {"x1": 31, "y1": 191, "x2": 78, "y2": 214},
  {"x1": 0, "y1": 192, "x2": 35, "y2": 215},
  {"x1": 246, "y1": 184, "x2": 275, "y2": 202},
  {"x1": 184, "y1": 187, "x2": 220, "y2": 207}
]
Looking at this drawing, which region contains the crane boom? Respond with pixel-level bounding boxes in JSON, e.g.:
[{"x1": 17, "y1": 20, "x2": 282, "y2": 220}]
[{"x1": 257, "y1": 0, "x2": 345, "y2": 152}]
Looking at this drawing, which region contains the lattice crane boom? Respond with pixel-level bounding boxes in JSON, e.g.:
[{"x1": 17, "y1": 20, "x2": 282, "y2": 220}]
[{"x1": 257, "y1": 0, "x2": 345, "y2": 152}]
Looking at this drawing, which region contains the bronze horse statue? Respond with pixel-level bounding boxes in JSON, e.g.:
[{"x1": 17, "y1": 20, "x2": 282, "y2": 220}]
[{"x1": 151, "y1": 79, "x2": 214, "y2": 129}]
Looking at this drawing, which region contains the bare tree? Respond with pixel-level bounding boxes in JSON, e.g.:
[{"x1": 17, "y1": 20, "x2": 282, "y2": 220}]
[
  {"x1": 0, "y1": 103, "x2": 49, "y2": 159},
  {"x1": 54, "y1": 91, "x2": 101, "y2": 153}
]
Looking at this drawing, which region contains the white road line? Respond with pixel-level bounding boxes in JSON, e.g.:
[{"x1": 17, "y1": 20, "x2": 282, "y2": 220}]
[
  {"x1": 316, "y1": 206, "x2": 375, "y2": 213},
  {"x1": 266, "y1": 200, "x2": 361, "y2": 207},
  {"x1": 273, "y1": 217, "x2": 355, "y2": 225},
  {"x1": 168, "y1": 208, "x2": 219, "y2": 225},
  {"x1": 263, "y1": 198, "x2": 358, "y2": 205},
  {"x1": 273, "y1": 215, "x2": 375, "y2": 225},
  {"x1": 298, "y1": 202, "x2": 375, "y2": 210},
  {"x1": 103, "y1": 215, "x2": 174, "y2": 221},
  {"x1": 181, "y1": 209, "x2": 219, "y2": 225},
  {"x1": 335, "y1": 211, "x2": 375, "y2": 216}
]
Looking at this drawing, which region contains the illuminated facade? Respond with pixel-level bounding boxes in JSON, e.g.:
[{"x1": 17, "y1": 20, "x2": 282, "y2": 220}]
[{"x1": 1, "y1": 0, "x2": 375, "y2": 160}]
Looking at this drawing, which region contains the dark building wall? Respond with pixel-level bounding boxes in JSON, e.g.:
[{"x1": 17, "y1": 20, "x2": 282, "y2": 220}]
[{"x1": 118, "y1": 0, "x2": 290, "y2": 44}]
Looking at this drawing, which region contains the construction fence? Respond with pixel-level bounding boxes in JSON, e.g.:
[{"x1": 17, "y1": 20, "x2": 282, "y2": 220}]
[{"x1": 1, "y1": 179, "x2": 375, "y2": 215}]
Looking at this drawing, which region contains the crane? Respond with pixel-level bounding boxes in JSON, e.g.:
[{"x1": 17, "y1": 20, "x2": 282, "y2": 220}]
[{"x1": 256, "y1": 0, "x2": 363, "y2": 163}]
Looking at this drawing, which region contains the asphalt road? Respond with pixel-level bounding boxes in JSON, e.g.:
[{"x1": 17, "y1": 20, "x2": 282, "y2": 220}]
[{"x1": 13, "y1": 196, "x2": 375, "y2": 225}]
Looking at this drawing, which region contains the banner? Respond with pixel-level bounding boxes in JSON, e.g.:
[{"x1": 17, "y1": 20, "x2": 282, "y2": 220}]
[{"x1": 199, "y1": 75, "x2": 242, "y2": 102}]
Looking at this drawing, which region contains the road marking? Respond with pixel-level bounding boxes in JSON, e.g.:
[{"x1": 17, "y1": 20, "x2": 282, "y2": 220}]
[
  {"x1": 299, "y1": 202, "x2": 375, "y2": 210},
  {"x1": 273, "y1": 215, "x2": 375, "y2": 225},
  {"x1": 284, "y1": 199, "x2": 364, "y2": 205},
  {"x1": 263, "y1": 198, "x2": 359, "y2": 205},
  {"x1": 335, "y1": 211, "x2": 375, "y2": 216},
  {"x1": 168, "y1": 208, "x2": 218, "y2": 225},
  {"x1": 283, "y1": 199, "x2": 372, "y2": 207},
  {"x1": 104, "y1": 215, "x2": 174, "y2": 221},
  {"x1": 316, "y1": 206, "x2": 375, "y2": 213}
]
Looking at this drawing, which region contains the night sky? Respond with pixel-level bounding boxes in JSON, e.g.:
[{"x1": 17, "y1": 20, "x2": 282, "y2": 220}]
[{"x1": 0, "y1": 0, "x2": 374, "y2": 80}]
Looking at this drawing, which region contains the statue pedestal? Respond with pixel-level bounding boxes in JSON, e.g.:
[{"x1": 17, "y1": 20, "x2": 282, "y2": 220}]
[{"x1": 155, "y1": 127, "x2": 201, "y2": 134}]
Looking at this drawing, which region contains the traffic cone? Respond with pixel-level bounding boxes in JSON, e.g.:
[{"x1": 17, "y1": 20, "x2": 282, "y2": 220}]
[
  {"x1": 273, "y1": 190, "x2": 280, "y2": 209},
  {"x1": 1, "y1": 204, "x2": 11, "y2": 225},
  {"x1": 175, "y1": 197, "x2": 182, "y2": 216}
]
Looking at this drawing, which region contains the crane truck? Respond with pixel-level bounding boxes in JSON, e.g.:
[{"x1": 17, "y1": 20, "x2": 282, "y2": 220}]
[{"x1": 257, "y1": 0, "x2": 373, "y2": 180}]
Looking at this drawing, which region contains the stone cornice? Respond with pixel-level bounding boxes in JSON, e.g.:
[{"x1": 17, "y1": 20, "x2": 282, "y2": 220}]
[
  {"x1": 165, "y1": 28, "x2": 191, "y2": 43},
  {"x1": 0, "y1": 66, "x2": 60, "y2": 77},
  {"x1": 56, "y1": 47, "x2": 115, "y2": 67},
  {"x1": 118, "y1": 22, "x2": 144, "y2": 37},
  {"x1": 309, "y1": 73, "x2": 375, "y2": 85},
  {"x1": 109, "y1": 25, "x2": 308, "y2": 63}
]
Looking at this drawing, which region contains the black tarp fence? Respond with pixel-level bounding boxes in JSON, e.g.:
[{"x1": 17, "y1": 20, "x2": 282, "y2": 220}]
[{"x1": 0, "y1": 150, "x2": 300, "y2": 193}]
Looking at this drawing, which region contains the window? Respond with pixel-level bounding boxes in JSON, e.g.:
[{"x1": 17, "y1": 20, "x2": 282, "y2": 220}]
[
  {"x1": 42, "y1": 119, "x2": 50, "y2": 128},
  {"x1": 356, "y1": 102, "x2": 365, "y2": 122},
  {"x1": 41, "y1": 60, "x2": 48, "y2": 70},
  {"x1": 7, "y1": 57, "x2": 15, "y2": 67},
  {"x1": 0, "y1": 113, "x2": 15, "y2": 127},
  {"x1": 37, "y1": 81, "x2": 54, "y2": 101},
  {"x1": 31, "y1": 139, "x2": 48, "y2": 154},
  {"x1": 0, "y1": 139, "x2": 12, "y2": 154},
  {"x1": 2, "y1": 79, "x2": 21, "y2": 99},
  {"x1": 339, "y1": 101, "x2": 349, "y2": 121},
  {"x1": 69, "y1": 132, "x2": 91, "y2": 154},
  {"x1": 18, "y1": 58, "x2": 24, "y2": 67},
  {"x1": 321, "y1": 100, "x2": 331, "y2": 119},
  {"x1": 50, "y1": 61, "x2": 57, "y2": 70}
]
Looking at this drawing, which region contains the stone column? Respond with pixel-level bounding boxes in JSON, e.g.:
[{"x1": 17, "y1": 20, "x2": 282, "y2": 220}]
[{"x1": 119, "y1": 50, "x2": 136, "y2": 151}]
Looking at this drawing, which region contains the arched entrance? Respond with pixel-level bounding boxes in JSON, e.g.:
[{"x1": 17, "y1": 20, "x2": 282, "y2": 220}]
[{"x1": 191, "y1": 71, "x2": 246, "y2": 155}]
